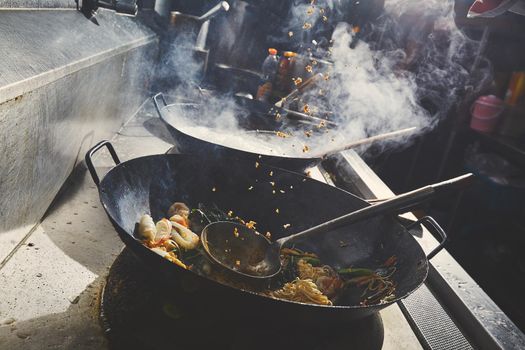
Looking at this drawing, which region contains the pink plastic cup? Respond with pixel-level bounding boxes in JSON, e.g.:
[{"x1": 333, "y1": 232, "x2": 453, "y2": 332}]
[{"x1": 470, "y1": 95, "x2": 505, "y2": 133}]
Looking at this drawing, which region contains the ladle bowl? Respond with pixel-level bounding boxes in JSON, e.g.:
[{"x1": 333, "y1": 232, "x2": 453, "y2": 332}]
[{"x1": 201, "y1": 221, "x2": 280, "y2": 278}]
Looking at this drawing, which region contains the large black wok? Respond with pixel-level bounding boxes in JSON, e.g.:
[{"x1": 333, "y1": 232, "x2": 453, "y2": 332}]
[{"x1": 86, "y1": 140, "x2": 446, "y2": 325}]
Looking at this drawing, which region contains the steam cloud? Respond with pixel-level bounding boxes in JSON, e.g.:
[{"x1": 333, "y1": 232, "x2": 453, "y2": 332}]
[
  {"x1": 162, "y1": 0, "x2": 490, "y2": 157},
  {"x1": 323, "y1": 23, "x2": 430, "y2": 142}
]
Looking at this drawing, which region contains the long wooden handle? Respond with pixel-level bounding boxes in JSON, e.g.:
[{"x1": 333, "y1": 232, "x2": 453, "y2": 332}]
[{"x1": 310, "y1": 127, "x2": 417, "y2": 158}]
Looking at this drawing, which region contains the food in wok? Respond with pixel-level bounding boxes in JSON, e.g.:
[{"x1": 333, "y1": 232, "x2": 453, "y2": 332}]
[{"x1": 135, "y1": 201, "x2": 397, "y2": 307}]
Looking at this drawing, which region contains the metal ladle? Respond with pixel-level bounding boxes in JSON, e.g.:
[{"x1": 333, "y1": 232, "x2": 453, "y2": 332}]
[{"x1": 201, "y1": 173, "x2": 473, "y2": 279}]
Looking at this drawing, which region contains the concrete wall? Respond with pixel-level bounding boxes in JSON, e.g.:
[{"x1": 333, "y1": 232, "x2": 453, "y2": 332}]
[{"x1": 0, "y1": 9, "x2": 158, "y2": 257}]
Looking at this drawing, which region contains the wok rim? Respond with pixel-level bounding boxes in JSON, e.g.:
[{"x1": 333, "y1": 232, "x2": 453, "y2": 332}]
[{"x1": 98, "y1": 153, "x2": 430, "y2": 311}]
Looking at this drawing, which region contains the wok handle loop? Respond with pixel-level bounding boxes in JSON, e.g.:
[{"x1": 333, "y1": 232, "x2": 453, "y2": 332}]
[
  {"x1": 406, "y1": 216, "x2": 447, "y2": 260},
  {"x1": 153, "y1": 92, "x2": 168, "y2": 119},
  {"x1": 85, "y1": 140, "x2": 121, "y2": 187}
]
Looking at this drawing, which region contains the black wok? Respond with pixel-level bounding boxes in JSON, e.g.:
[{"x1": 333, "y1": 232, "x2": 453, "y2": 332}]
[
  {"x1": 86, "y1": 140, "x2": 446, "y2": 325},
  {"x1": 153, "y1": 92, "x2": 337, "y2": 172},
  {"x1": 153, "y1": 93, "x2": 414, "y2": 173}
]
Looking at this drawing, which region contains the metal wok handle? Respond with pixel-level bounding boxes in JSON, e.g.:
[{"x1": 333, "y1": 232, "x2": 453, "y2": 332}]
[
  {"x1": 278, "y1": 174, "x2": 470, "y2": 248},
  {"x1": 153, "y1": 92, "x2": 168, "y2": 120},
  {"x1": 406, "y1": 216, "x2": 447, "y2": 259},
  {"x1": 85, "y1": 140, "x2": 121, "y2": 187}
]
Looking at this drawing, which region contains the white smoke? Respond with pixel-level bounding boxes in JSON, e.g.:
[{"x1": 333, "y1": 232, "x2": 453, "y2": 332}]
[
  {"x1": 368, "y1": 0, "x2": 490, "y2": 119},
  {"x1": 325, "y1": 23, "x2": 432, "y2": 142},
  {"x1": 288, "y1": 0, "x2": 490, "y2": 152}
]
